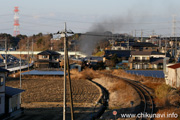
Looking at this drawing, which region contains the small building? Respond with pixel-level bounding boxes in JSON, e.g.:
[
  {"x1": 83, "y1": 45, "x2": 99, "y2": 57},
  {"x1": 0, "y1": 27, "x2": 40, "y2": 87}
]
[
  {"x1": 70, "y1": 63, "x2": 82, "y2": 72},
  {"x1": 5, "y1": 86, "x2": 24, "y2": 115},
  {"x1": 0, "y1": 67, "x2": 24, "y2": 119},
  {"x1": 166, "y1": 63, "x2": 180, "y2": 88},
  {"x1": 35, "y1": 50, "x2": 61, "y2": 68}
]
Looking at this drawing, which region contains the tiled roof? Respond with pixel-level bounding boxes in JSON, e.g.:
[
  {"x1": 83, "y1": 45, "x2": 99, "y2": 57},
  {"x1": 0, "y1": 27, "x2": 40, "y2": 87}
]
[
  {"x1": 105, "y1": 50, "x2": 131, "y2": 58},
  {"x1": 151, "y1": 51, "x2": 165, "y2": 55},
  {"x1": 131, "y1": 51, "x2": 151, "y2": 55},
  {"x1": 38, "y1": 50, "x2": 60, "y2": 55},
  {"x1": 0, "y1": 67, "x2": 9, "y2": 72},
  {"x1": 131, "y1": 51, "x2": 165, "y2": 56},
  {"x1": 150, "y1": 58, "x2": 164, "y2": 64},
  {"x1": 132, "y1": 42, "x2": 157, "y2": 47},
  {"x1": 5, "y1": 86, "x2": 25, "y2": 97},
  {"x1": 168, "y1": 63, "x2": 180, "y2": 69}
]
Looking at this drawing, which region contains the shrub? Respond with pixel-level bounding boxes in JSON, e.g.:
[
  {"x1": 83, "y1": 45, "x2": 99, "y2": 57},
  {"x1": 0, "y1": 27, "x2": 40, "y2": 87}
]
[{"x1": 155, "y1": 84, "x2": 172, "y2": 99}]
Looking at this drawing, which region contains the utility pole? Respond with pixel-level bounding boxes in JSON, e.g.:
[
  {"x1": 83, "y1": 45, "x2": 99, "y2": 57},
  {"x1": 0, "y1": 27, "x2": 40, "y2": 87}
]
[
  {"x1": 159, "y1": 36, "x2": 161, "y2": 50},
  {"x1": 134, "y1": 29, "x2": 136, "y2": 41},
  {"x1": 32, "y1": 39, "x2": 34, "y2": 62},
  {"x1": 63, "y1": 24, "x2": 67, "y2": 120},
  {"x1": 19, "y1": 42, "x2": 22, "y2": 105},
  {"x1": 127, "y1": 36, "x2": 129, "y2": 50},
  {"x1": 172, "y1": 15, "x2": 177, "y2": 59},
  {"x1": 59, "y1": 22, "x2": 74, "y2": 120},
  {"x1": 141, "y1": 29, "x2": 143, "y2": 42},
  {"x1": 27, "y1": 38, "x2": 29, "y2": 71},
  {"x1": 165, "y1": 37, "x2": 167, "y2": 55},
  {"x1": 152, "y1": 30, "x2": 155, "y2": 35},
  {"x1": 5, "y1": 38, "x2": 7, "y2": 69}
]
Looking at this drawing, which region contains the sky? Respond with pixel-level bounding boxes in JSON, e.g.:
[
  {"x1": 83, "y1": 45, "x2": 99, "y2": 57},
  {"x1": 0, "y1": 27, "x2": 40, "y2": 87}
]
[{"x1": 0, "y1": 0, "x2": 180, "y2": 37}]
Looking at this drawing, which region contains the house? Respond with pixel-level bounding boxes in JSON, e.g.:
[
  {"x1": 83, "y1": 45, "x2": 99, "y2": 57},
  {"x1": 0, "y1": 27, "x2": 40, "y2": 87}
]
[
  {"x1": 0, "y1": 67, "x2": 24, "y2": 119},
  {"x1": 35, "y1": 50, "x2": 61, "y2": 68},
  {"x1": 129, "y1": 51, "x2": 151, "y2": 69},
  {"x1": 70, "y1": 63, "x2": 82, "y2": 72},
  {"x1": 166, "y1": 63, "x2": 180, "y2": 88},
  {"x1": 129, "y1": 51, "x2": 167, "y2": 69}
]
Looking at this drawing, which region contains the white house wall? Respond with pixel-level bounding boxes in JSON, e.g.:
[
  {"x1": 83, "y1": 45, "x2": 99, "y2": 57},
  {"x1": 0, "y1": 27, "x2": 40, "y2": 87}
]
[
  {"x1": 132, "y1": 55, "x2": 150, "y2": 60},
  {"x1": 167, "y1": 68, "x2": 176, "y2": 87}
]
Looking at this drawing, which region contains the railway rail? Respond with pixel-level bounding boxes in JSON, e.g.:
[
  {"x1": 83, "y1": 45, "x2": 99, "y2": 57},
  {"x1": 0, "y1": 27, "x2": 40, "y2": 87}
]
[{"x1": 100, "y1": 72, "x2": 154, "y2": 120}]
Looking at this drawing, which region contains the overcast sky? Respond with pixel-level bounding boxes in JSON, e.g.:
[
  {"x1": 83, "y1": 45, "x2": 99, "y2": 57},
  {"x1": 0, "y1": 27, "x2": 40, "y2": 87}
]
[{"x1": 0, "y1": 0, "x2": 180, "y2": 36}]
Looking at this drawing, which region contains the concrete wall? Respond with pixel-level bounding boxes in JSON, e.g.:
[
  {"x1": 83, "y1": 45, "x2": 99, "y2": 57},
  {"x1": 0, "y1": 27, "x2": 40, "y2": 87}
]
[
  {"x1": 177, "y1": 68, "x2": 180, "y2": 88},
  {"x1": 167, "y1": 68, "x2": 176, "y2": 87},
  {"x1": 166, "y1": 67, "x2": 180, "y2": 88}
]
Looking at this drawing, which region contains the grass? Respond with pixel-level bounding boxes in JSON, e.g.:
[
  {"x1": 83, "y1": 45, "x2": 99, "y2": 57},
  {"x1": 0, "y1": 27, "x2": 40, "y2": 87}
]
[
  {"x1": 94, "y1": 51, "x2": 105, "y2": 56},
  {"x1": 155, "y1": 84, "x2": 172, "y2": 99}
]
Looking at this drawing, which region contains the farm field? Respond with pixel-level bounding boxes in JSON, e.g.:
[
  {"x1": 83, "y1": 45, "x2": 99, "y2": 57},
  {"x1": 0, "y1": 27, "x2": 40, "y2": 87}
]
[
  {"x1": 6, "y1": 77, "x2": 101, "y2": 103},
  {"x1": 6, "y1": 77, "x2": 102, "y2": 120}
]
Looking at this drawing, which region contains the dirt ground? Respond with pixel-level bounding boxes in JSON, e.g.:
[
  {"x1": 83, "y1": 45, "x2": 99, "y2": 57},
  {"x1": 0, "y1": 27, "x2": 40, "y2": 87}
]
[{"x1": 10, "y1": 103, "x2": 101, "y2": 120}]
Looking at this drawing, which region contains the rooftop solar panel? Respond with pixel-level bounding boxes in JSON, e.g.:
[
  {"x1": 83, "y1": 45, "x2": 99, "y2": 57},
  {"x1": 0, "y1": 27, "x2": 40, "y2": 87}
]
[{"x1": 125, "y1": 70, "x2": 164, "y2": 78}]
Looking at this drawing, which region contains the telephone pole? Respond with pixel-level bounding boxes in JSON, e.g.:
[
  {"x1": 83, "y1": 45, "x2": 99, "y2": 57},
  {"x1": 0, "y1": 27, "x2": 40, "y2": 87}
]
[
  {"x1": 63, "y1": 24, "x2": 67, "y2": 120},
  {"x1": 59, "y1": 22, "x2": 74, "y2": 120},
  {"x1": 172, "y1": 15, "x2": 177, "y2": 60},
  {"x1": 27, "y1": 38, "x2": 30, "y2": 71},
  {"x1": 32, "y1": 39, "x2": 34, "y2": 62},
  {"x1": 5, "y1": 38, "x2": 7, "y2": 69},
  {"x1": 141, "y1": 29, "x2": 143, "y2": 42}
]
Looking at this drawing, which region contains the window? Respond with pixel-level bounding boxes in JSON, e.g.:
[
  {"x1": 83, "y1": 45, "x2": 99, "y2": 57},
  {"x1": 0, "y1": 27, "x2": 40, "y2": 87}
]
[
  {"x1": 142, "y1": 57, "x2": 147, "y2": 60},
  {"x1": 135, "y1": 57, "x2": 140, "y2": 60},
  {"x1": 0, "y1": 77, "x2": 4, "y2": 86},
  {"x1": 42, "y1": 55, "x2": 48, "y2": 58}
]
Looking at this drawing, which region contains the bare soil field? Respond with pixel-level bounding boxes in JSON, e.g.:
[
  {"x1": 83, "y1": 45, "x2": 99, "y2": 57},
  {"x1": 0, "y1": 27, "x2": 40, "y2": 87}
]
[
  {"x1": 6, "y1": 76, "x2": 102, "y2": 120},
  {"x1": 6, "y1": 77, "x2": 101, "y2": 103}
]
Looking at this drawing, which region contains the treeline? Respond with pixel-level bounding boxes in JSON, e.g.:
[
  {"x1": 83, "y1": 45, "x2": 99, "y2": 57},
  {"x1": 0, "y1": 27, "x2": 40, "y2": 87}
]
[
  {"x1": 0, "y1": 33, "x2": 27, "y2": 49},
  {"x1": 0, "y1": 32, "x2": 110, "y2": 53}
]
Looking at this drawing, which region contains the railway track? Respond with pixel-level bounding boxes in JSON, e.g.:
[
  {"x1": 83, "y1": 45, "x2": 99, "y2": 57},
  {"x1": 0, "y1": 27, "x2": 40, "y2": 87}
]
[{"x1": 101, "y1": 73, "x2": 154, "y2": 120}]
